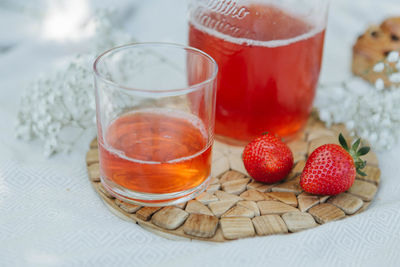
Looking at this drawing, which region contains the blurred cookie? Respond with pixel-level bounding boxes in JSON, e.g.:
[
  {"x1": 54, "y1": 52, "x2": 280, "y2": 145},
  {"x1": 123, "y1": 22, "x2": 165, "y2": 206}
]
[{"x1": 352, "y1": 17, "x2": 400, "y2": 87}]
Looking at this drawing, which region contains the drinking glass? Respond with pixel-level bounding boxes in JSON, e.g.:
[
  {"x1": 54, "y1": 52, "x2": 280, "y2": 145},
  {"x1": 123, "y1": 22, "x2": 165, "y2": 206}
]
[
  {"x1": 189, "y1": 0, "x2": 329, "y2": 145},
  {"x1": 93, "y1": 43, "x2": 218, "y2": 206}
]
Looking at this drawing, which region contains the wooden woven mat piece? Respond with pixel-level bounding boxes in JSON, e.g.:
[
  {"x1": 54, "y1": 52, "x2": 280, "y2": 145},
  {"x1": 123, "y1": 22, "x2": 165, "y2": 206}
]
[{"x1": 86, "y1": 116, "x2": 380, "y2": 242}]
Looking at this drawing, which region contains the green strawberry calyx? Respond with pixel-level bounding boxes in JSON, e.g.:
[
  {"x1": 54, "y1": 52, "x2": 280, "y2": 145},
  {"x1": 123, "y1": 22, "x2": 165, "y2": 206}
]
[{"x1": 338, "y1": 133, "x2": 370, "y2": 176}]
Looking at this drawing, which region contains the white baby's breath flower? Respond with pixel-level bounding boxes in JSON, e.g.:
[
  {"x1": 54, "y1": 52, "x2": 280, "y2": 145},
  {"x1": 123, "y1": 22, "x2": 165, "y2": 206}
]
[
  {"x1": 316, "y1": 75, "x2": 400, "y2": 151},
  {"x1": 373, "y1": 62, "x2": 385, "y2": 72},
  {"x1": 389, "y1": 73, "x2": 400, "y2": 83},
  {"x1": 375, "y1": 78, "x2": 384, "y2": 90},
  {"x1": 369, "y1": 132, "x2": 378, "y2": 143},
  {"x1": 318, "y1": 110, "x2": 331, "y2": 124},
  {"x1": 371, "y1": 114, "x2": 380, "y2": 123},
  {"x1": 382, "y1": 118, "x2": 391, "y2": 127},
  {"x1": 387, "y1": 51, "x2": 399, "y2": 62},
  {"x1": 15, "y1": 125, "x2": 32, "y2": 141},
  {"x1": 345, "y1": 120, "x2": 355, "y2": 130},
  {"x1": 16, "y1": 9, "x2": 136, "y2": 156}
]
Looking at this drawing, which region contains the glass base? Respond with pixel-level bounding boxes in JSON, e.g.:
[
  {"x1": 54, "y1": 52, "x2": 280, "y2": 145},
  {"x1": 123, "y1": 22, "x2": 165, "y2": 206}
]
[
  {"x1": 215, "y1": 134, "x2": 248, "y2": 146},
  {"x1": 100, "y1": 175, "x2": 211, "y2": 207},
  {"x1": 215, "y1": 126, "x2": 306, "y2": 146}
]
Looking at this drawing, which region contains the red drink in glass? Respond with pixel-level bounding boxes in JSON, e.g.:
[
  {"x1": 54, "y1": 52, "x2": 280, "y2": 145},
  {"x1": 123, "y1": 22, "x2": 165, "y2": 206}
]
[
  {"x1": 189, "y1": 4, "x2": 325, "y2": 144},
  {"x1": 94, "y1": 43, "x2": 217, "y2": 206},
  {"x1": 98, "y1": 110, "x2": 212, "y2": 199}
]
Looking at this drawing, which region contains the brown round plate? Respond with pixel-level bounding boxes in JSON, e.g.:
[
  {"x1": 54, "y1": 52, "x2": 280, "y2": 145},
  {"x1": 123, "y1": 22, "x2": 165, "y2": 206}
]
[{"x1": 86, "y1": 115, "x2": 380, "y2": 242}]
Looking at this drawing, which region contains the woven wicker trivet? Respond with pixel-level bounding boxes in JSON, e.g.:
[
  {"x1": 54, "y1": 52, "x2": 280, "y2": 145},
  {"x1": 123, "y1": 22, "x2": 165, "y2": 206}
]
[{"x1": 86, "y1": 115, "x2": 380, "y2": 242}]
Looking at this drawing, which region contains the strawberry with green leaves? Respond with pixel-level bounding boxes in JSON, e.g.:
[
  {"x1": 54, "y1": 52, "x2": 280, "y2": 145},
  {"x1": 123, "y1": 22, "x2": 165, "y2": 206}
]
[{"x1": 300, "y1": 134, "x2": 370, "y2": 195}]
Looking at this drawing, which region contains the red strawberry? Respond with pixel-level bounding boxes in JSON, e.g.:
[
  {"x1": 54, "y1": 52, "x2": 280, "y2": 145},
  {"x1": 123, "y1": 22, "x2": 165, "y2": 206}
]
[
  {"x1": 242, "y1": 133, "x2": 293, "y2": 183},
  {"x1": 300, "y1": 134, "x2": 370, "y2": 195}
]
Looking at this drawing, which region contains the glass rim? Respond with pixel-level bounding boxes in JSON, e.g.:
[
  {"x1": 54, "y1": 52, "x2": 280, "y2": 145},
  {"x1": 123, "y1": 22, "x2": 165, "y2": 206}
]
[{"x1": 93, "y1": 42, "x2": 218, "y2": 94}]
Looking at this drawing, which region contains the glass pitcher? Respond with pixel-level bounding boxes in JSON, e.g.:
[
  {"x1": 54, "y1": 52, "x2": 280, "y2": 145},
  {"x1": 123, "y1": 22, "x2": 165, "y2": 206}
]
[{"x1": 188, "y1": 0, "x2": 329, "y2": 145}]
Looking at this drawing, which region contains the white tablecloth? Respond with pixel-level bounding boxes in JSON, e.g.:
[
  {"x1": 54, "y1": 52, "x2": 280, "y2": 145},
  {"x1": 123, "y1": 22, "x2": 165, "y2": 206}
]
[{"x1": 1, "y1": 0, "x2": 400, "y2": 266}]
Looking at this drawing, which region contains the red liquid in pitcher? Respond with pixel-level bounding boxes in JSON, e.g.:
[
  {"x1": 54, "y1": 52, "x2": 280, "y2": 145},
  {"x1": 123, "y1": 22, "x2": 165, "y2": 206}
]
[
  {"x1": 189, "y1": 4, "x2": 325, "y2": 143},
  {"x1": 98, "y1": 109, "x2": 212, "y2": 194}
]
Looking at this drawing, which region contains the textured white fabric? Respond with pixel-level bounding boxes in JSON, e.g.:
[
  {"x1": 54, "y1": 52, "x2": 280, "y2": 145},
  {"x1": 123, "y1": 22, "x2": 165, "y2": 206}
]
[{"x1": 1, "y1": 0, "x2": 400, "y2": 266}]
